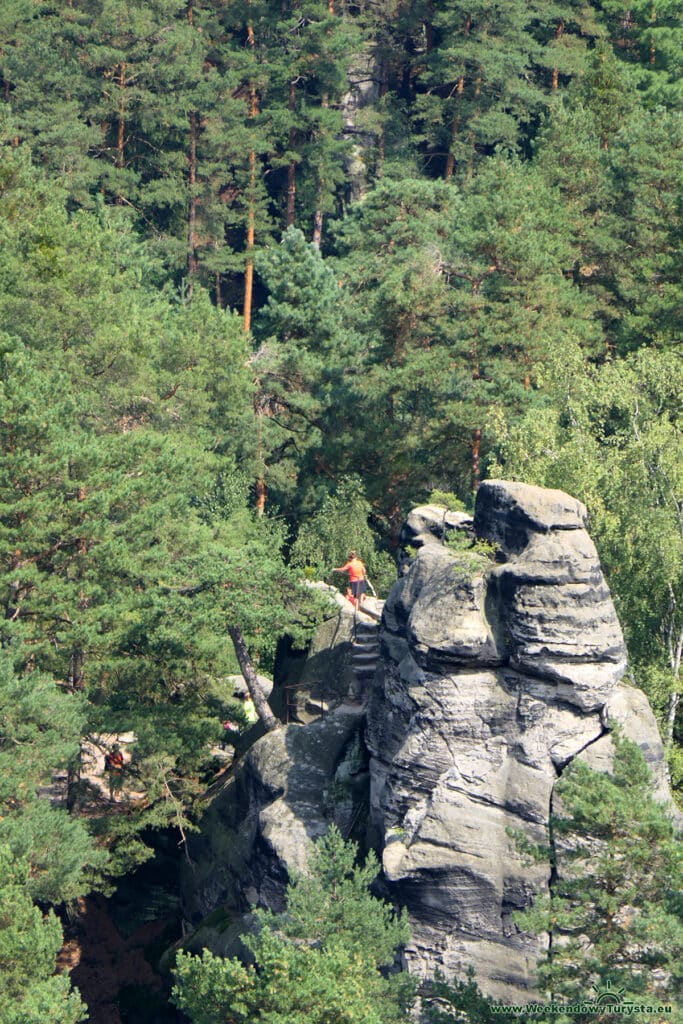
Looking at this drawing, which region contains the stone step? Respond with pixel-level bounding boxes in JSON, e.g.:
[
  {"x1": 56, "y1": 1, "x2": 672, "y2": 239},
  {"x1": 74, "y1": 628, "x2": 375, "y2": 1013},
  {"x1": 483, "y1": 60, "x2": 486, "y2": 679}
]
[{"x1": 354, "y1": 632, "x2": 379, "y2": 645}]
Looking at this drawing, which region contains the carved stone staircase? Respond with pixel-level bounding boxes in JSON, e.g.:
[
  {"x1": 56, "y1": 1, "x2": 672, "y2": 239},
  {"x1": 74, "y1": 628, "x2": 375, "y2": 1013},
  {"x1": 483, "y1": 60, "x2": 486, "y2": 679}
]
[{"x1": 350, "y1": 600, "x2": 384, "y2": 701}]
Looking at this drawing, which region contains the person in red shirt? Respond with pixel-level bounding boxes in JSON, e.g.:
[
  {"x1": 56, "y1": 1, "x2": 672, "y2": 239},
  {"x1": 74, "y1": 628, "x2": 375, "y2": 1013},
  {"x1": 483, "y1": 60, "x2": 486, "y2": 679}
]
[
  {"x1": 104, "y1": 744, "x2": 125, "y2": 802},
  {"x1": 333, "y1": 551, "x2": 367, "y2": 609}
]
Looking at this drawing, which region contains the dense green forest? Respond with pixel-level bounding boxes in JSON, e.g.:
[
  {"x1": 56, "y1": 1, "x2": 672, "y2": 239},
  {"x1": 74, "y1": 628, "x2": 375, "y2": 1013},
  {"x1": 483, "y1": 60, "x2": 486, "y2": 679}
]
[{"x1": 0, "y1": 0, "x2": 682, "y2": 1019}]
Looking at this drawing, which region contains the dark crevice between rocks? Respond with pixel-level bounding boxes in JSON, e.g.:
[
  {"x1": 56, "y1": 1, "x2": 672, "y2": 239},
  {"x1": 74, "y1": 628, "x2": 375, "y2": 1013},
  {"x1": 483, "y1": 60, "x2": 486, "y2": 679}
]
[
  {"x1": 552, "y1": 718, "x2": 611, "y2": 774},
  {"x1": 62, "y1": 831, "x2": 184, "y2": 1024}
]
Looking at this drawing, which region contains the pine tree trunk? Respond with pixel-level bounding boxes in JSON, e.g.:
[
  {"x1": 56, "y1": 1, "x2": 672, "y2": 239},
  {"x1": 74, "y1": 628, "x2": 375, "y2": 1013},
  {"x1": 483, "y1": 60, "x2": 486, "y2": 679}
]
[
  {"x1": 444, "y1": 77, "x2": 464, "y2": 180},
  {"x1": 254, "y1": 477, "x2": 267, "y2": 515},
  {"x1": 313, "y1": 91, "x2": 329, "y2": 246},
  {"x1": 116, "y1": 62, "x2": 126, "y2": 170},
  {"x1": 552, "y1": 20, "x2": 564, "y2": 90},
  {"x1": 187, "y1": 0, "x2": 198, "y2": 293},
  {"x1": 377, "y1": 64, "x2": 388, "y2": 177},
  {"x1": 228, "y1": 625, "x2": 279, "y2": 731},
  {"x1": 286, "y1": 78, "x2": 297, "y2": 228},
  {"x1": 471, "y1": 427, "x2": 482, "y2": 492},
  {"x1": 66, "y1": 749, "x2": 82, "y2": 812},
  {"x1": 244, "y1": 127, "x2": 257, "y2": 334},
  {"x1": 68, "y1": 645, "x2": 86, "y2": 691},
  {"x1": 312, "y1": 182, "x2": 324, "y2": 247},
  {"x1": 444, "y1": 14, "x2": 469, "y2": 178},
  {"x1": 243, "y1": 21, "x2": 258, "y2": 334},
  {"x1": 188, "y1": 109, "x2": 198, "y2": 293}
]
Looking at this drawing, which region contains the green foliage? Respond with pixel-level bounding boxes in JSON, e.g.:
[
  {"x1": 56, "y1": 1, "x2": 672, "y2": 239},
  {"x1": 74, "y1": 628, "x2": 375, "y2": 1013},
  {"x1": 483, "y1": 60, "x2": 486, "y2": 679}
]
[
  {"x1": 445, "y1": 531, "x2": 497, "y2": 582},
  {"x1": 291, "y1": 475, "x2": 396, "y2": 596},
  {"x1": 172, "y1": 826, "x2": 416, "y2": 1024},
  {"x1": 0, "y1": 651, "x2": 106, "y2": 903},
  {"x1": 253, "y1": 227, "x2": 363, "y2": 511},
  {"x1": 0, "y1": 846, "x2": 87, "y2": 1024},
  {"x1": 1, "y1": 3, "x2": 682, "y2": 1012},
  {"x1": 427, "y1": 491, "x2": 467, "y2": 513},
  {"x1": 0, "y1": 148, "x2": 311, "y2": 873},
  {"x1": 425, "y1": 967, "x2": 521, "y2": 1024},
  {"x1": 491, "y1": 347, "x2": 683, "y2": 765},
  {"x1": 514, "y1": 733, "x2": 683, "y2": 1016}
]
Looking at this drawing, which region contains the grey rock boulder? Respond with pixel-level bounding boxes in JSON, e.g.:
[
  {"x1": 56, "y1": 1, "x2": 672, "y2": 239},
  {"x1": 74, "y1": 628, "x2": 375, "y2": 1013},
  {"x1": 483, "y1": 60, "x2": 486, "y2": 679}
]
[
  {"x1": 182, "y1": 706, "x2": 367, "y2": 924},
  {"x1": 179, "y1": 481, "x2": 677, "y2": 1007},
  {"x1": 227, "y1": 673, "x2": 274, "y2": 700}
]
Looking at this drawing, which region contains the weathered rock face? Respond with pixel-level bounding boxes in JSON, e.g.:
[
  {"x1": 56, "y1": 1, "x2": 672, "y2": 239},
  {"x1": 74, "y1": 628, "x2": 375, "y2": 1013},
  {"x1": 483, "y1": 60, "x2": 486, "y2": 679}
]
[
  {"x1": 366, "y1": 480, "x2": 667, "y2": 1000},
  {"x1": 340, "y1": 51, "x2": 380, "y2": 203},
  {"x1": 180, "y1": 480, "x2": 677, "y2": 1005},
  {"x1": 182, "y1": 705, "x2": 368, "y2": 925}
]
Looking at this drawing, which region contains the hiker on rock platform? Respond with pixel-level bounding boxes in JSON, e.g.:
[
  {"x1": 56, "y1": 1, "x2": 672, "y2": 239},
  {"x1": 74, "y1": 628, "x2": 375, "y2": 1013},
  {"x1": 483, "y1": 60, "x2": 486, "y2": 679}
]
[{"x1": 333, "y1": 551, "x2": 367, "y2": 610}]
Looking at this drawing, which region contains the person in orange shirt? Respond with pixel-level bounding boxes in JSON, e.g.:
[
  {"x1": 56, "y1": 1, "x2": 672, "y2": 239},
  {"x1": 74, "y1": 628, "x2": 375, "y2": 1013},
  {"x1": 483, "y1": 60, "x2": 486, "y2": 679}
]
[{"x1": 333, "y1": 550, "x2": 367, "y2": 609}]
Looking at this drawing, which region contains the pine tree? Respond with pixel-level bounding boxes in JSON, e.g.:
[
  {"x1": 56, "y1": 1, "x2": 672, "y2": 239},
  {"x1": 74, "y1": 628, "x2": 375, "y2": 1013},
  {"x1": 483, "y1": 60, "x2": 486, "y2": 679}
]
[
  {"x1": 172, "y1": 826, "x2": 416, "y2": 1024},
  {"x1": 0, "y1": 0, "x2": 101, "y2": 202},
  {"x1": 515, "y1": 733, "x2": 683, "y2": 1013},
  {"x1": 411, "y1": 0, "x2": 548, "y2": 179},
  {"x1": 597, "y1": 0, "x2": 683, "y2": 108},
  {"x1": 252, "y1": 226, "x2": 362, "y2": 510},
  {"x1": 0, "y1": 847, "x2": 87, "y2": 1024},
  {"x1": 0, "y1": 652, "x2": 106, "y2": 904}
]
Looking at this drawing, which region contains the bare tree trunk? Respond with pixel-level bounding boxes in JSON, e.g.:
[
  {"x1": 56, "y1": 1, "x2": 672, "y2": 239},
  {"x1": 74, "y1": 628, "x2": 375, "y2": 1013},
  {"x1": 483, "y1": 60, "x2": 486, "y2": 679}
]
[
  {"x1": 312, "y1": 180, "x2": 324, "y2": 247},
  {"x1": 254, "y1": 476, "x2": 267, "y2": 515},
  {"x1": 243, "y1": 23, "x2": 258, "y2": 334},
  {"x1": 552, "y1": 20, "x2": 564, "y2": 90},
  {"x1": 228, "y1": 625, "x2": 280, "y2": 731},
  {"x1": 286, "y1": 78, "x2": 298, "y2": 227},
  {"x1": 66, "y1": 745, "x2": 82, "y2": 812},
  {"x1": 471, "y1": 427, "x2": 482, "y2": 492},
  {"x1": 188, "y1": 109, "x2": 198, "y2": 293}
]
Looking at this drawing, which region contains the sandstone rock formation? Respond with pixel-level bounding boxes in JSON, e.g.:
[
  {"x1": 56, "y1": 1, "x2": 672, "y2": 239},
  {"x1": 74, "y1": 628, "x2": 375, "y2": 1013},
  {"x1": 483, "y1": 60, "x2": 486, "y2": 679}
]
[
  {"x1": 181, "y1": 480, "x2": 678, "y2": 1004},
  {"x1": 397, "y1": 504, "x2": 473, "y2": 576},
  {"x1": 366, "y1": 479, "x2": 673, "y2": 999}
]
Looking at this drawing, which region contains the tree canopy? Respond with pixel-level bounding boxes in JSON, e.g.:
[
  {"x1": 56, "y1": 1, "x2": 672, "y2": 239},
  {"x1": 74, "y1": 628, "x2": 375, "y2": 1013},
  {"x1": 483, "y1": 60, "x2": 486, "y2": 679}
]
[{"x1": 1, "y1": 0, "x2": 682, "y2": 1014}]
